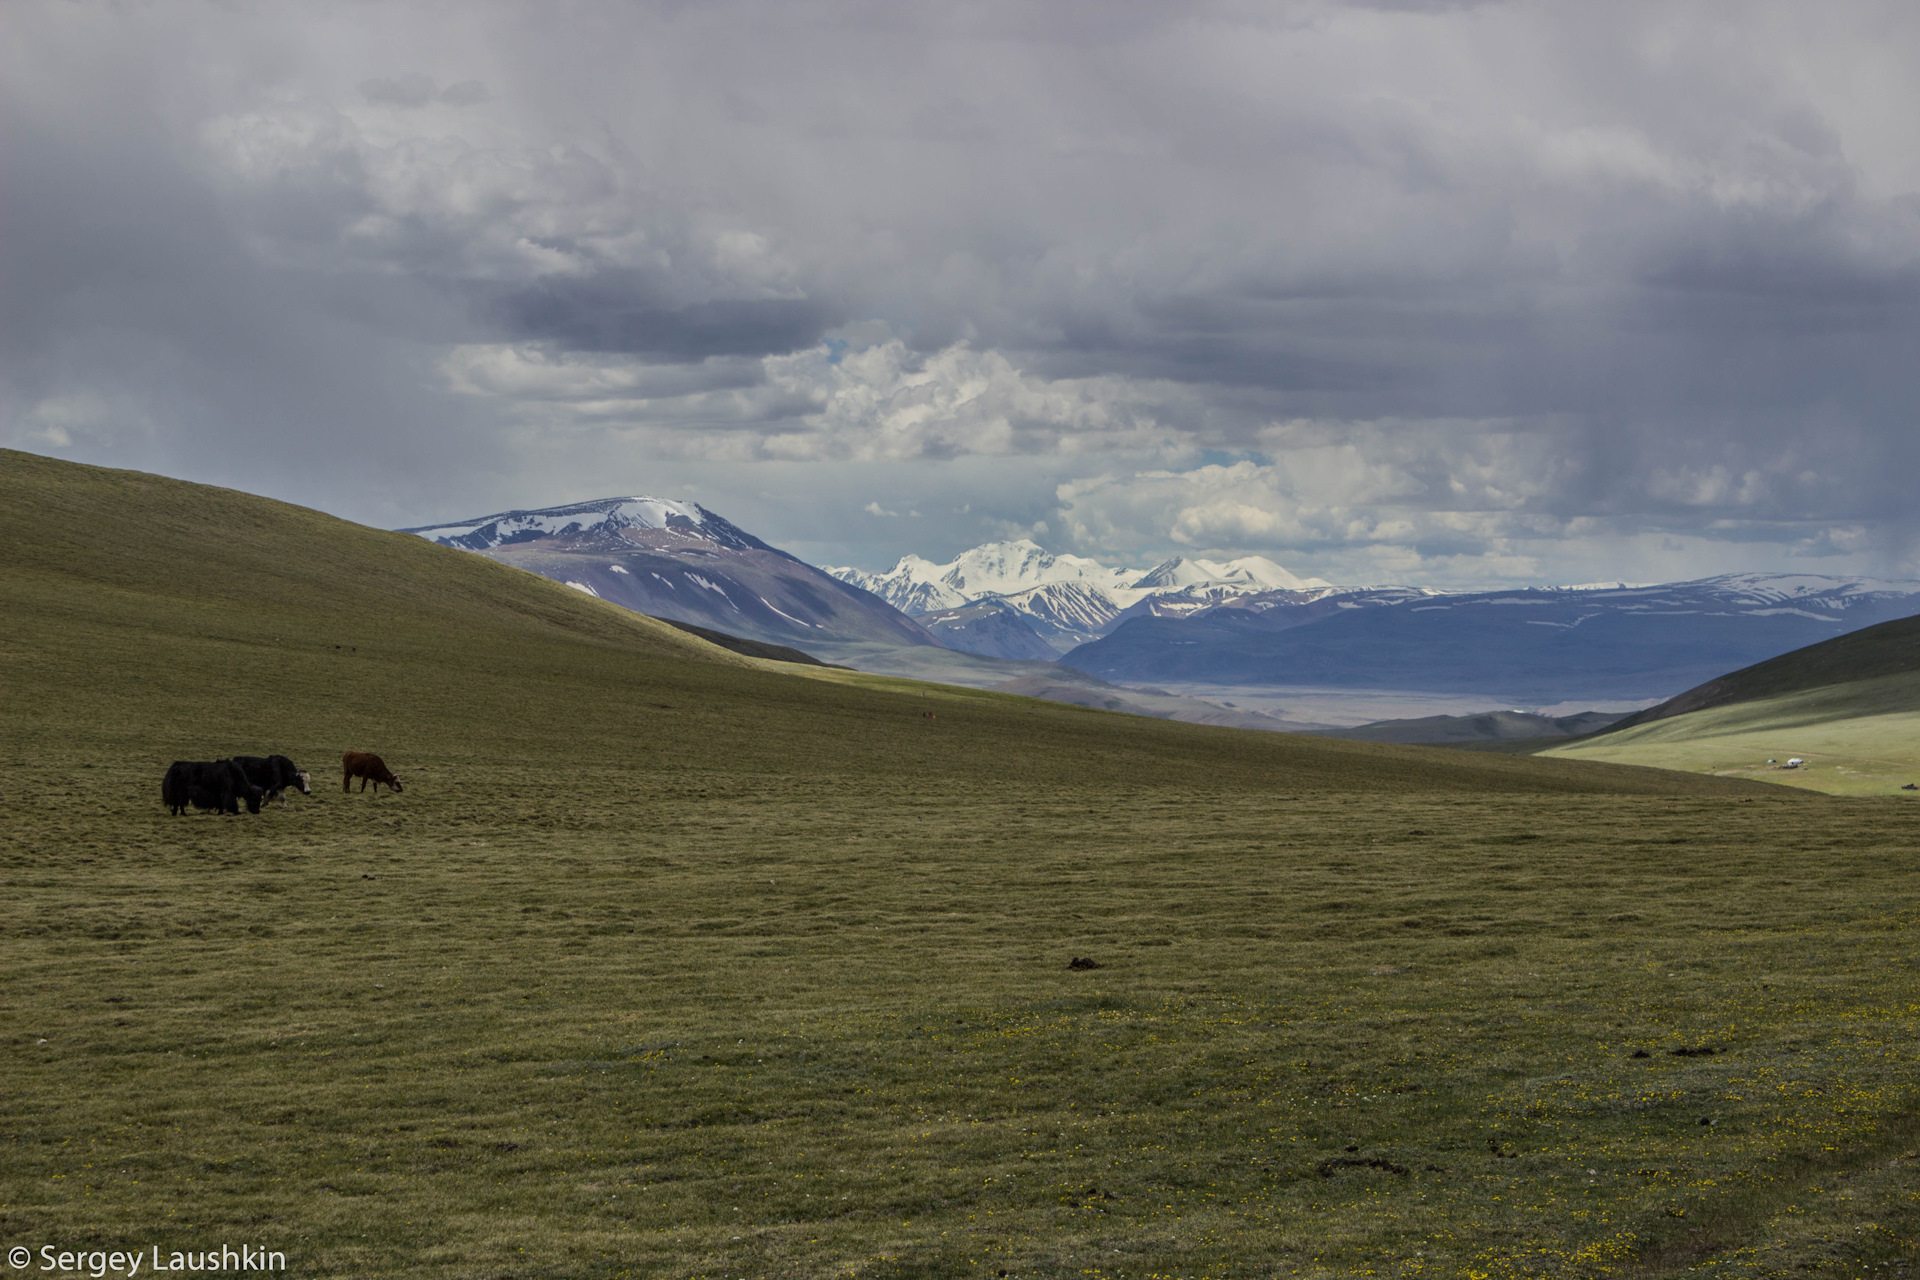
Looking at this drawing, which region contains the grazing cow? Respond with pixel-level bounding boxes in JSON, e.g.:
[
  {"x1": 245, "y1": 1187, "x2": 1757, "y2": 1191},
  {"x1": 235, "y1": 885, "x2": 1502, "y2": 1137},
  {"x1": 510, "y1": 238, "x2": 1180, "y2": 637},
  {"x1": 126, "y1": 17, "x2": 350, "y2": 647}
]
[
  {"x1": 231, "y1": 755, "x2": 312, "y2": 809},
  {"x1": 342, "y1": 750, "x2": 404, "y2": 795},
  {"x1": 162, "y1": 760, "x2": 264, "y2": 816}
]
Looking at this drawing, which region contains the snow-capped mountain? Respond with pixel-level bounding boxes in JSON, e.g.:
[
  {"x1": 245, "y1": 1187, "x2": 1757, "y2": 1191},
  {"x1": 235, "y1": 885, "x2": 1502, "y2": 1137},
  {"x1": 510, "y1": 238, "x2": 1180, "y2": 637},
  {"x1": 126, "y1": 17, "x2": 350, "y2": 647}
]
[
  {"x1": 402, "y1": 497, "x2": 941, "y2": 652},
  {"x1": 406, "y1": 496, "x2": 763, "y2": 554},
  {"x1": 993, "y1": 581, "x2": 1128, "y2": 645},
  {"x1": 822, "y1": 538, "x2": 1333, "y2": 657},
  {"x1": 1624, "y1": 572, "x2": 1920, "y2": 615},
  {"x1": 1128, "y1": 555, "x2": 1327, "y2": 592},
  {"x1": 1067, "y1": 572, "x2": 1920, "y2": 702},
  {"x1": 826, "y1": 539, "x2": 1147, "y2": 614}
]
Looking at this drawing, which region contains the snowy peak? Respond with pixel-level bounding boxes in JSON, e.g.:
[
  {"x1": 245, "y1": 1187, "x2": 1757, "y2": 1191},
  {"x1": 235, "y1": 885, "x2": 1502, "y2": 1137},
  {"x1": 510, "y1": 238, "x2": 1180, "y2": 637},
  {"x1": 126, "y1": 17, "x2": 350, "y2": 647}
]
[
  {"x1": 1130, "y1": 555, "x2": 1327, "y2": 592},
  {"x1": 993, "y1": 580, "x2": 1125, "y2": 633},
  {"x1": 402, "y1": 496, "x2": 768, "y2": 554},
  {"x1": 1224, "y1": 556, "x2": 1330, "y2": 591},
  {"x1": 825, "y1": 539, "x2": 1147, "y2": 615},
  {"x1": 930, "y1": 539, "x2": 1135, "y2": 600},
  {"x1": 828, "y1": 538, "x2": 1333, "y2": 614},
  {"x1": 826, "y1": 558, "x2": 969, "y2": 614}
]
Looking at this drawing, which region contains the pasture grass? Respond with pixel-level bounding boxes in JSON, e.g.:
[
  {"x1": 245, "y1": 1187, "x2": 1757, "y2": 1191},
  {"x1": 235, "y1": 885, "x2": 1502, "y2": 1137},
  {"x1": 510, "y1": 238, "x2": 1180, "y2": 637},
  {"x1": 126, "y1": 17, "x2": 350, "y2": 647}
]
[{"x1": 4, "y1": 449, "x2": 1920, "y2": 1278}]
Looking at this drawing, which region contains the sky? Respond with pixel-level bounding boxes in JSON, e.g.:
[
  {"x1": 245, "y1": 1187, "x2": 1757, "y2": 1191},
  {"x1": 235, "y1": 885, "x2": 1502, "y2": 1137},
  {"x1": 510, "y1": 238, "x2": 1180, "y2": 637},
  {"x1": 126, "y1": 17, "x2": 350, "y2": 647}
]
[{"x1": 5, "y1": 0, "x2": 1920, "y2": 586}]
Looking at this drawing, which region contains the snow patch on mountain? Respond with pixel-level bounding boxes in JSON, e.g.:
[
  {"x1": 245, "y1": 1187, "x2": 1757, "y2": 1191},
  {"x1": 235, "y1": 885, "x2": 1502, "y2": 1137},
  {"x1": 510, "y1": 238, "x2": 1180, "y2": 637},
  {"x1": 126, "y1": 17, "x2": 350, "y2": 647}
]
[
  {"x1": 1393, "y1": 573, "x2": 1920, "y2": 622},
  {"x1": 1129, "y1": 555, "x2": 1326, "y2": 592},
  {"x1": 402, "y1": 495, "x2": 764, "y2": 553}
]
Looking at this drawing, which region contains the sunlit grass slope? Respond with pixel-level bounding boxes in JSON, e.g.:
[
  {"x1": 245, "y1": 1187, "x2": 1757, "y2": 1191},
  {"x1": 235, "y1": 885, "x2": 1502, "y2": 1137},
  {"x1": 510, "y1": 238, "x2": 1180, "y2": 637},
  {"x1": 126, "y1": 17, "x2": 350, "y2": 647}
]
[
  {"x1": 1543, "y1": 672, "x2": 1920, "y2": 796},
  {"x1": 1542, "y1": 605, "x2": 1920, "y2": 796},
  {"x1": 1609, "y1": 611, "x2": 1920, "y2": 731},
  {"x1": 6, "y1": 448, "x2": 1920, "y2": 1279}
]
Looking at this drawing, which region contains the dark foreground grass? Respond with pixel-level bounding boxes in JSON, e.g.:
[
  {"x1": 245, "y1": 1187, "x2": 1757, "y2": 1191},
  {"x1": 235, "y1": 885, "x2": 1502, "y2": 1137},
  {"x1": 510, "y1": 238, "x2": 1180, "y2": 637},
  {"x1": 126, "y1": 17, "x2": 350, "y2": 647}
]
[{"x1": 4, "y1": 450, "x2": 1919, "y2": 1278}]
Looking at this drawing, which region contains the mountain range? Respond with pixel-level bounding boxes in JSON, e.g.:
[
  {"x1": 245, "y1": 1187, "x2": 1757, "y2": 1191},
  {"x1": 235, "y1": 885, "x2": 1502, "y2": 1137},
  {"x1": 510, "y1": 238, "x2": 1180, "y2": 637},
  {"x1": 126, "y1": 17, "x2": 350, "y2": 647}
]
[
  {"x1": 1065, "y1": 573, "x2": 1920, "y2": 702},
  {"x1": 832, "y1": 538, "x2": 1920, "y2": 705},
  {"x1": 404, "y1": 496, "x2": 1920, "y2": 716},
  {"x1": 824, "y1": 539, "x2": 1339, "y2": 656}
]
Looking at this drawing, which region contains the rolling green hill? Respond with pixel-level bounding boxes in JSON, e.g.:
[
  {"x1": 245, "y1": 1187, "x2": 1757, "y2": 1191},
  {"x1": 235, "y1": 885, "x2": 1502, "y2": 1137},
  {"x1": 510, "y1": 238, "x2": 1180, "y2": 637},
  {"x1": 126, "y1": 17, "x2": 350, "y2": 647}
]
[
  {"x1": 1543, "y1": 671, "x2": 1920, "y2": 795},
  {"x1": 1606, "y1": 611, "x2": 1920, "y2": 730},
  {"x1": 1541, "y1": 606, "x2": 1920, "y2": 795},
  {"x1": 6, "y1": 448, "x2": 1920, "y2": 1278}
]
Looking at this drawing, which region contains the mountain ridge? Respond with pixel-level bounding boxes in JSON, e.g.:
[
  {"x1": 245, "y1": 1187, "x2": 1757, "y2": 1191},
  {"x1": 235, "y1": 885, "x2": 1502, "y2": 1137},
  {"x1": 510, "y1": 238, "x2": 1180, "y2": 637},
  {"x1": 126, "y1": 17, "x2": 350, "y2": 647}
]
[
  {"x1": 1065, "y1": 573, "x2": 1920, "y2": 702},
  {"x1": 403, "y1": 495, "x2": 941, "y2": 653},
  {"x1": 1596, "y1": 610, "x2": 1920, "y2": 733},
  {"x1": 404, "y1": 495, "x2": 778, "y2": 556}
]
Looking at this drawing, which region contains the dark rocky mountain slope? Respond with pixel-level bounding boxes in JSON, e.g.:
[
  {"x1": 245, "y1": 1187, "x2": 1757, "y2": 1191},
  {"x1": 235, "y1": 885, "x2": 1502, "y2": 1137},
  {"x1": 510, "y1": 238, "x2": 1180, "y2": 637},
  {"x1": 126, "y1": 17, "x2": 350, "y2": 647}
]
[{"x1": 404, "y1": 497, "x2": 941, "y2": 652}]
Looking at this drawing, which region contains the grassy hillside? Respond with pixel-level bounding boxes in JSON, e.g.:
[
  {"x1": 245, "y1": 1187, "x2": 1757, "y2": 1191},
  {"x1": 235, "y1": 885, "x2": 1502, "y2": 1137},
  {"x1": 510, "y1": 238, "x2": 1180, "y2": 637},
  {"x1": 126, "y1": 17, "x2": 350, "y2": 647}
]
[
  {"x1": 1543, "y1": 671, "x2": 1920, "y2": 796},
  {"x1": 1608, "y1": 611, "x2": 1920, "y2": 730},
  {"x1": 6, "y1": 449, "x2": 1920, "y2": 1278},
  {"x1": 1542, "y1": 606, "x2": 1920, "y2": 795}
]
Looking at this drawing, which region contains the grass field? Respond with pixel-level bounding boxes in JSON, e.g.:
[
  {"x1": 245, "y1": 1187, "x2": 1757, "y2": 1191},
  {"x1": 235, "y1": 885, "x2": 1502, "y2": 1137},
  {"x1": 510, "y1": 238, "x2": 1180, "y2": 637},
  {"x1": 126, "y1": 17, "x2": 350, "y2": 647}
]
[
  {"x1": 5, "y1": 449, "x2": 1920, "y2": 1279},
  {"x1": 1543, "y1": 674, "x2": 1920, "y2": 798}
]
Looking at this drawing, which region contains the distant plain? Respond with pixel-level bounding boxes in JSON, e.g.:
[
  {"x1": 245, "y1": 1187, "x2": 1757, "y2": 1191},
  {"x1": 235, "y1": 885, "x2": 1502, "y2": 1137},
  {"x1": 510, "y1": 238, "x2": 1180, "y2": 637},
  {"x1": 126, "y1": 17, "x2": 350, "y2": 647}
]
[
  {"x1": 1147, "y1": 684, "x2": 1663, "y2": 731},
  {"x1": 5, "y1": 450, "x2": 1919, "y2": 1278}
]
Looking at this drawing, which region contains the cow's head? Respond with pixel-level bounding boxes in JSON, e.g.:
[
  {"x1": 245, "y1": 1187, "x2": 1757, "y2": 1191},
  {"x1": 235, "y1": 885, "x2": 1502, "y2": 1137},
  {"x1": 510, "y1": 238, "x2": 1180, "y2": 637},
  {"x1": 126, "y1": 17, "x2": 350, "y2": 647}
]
[
  {"x1": 388, "y1": 776, "x2": 404, "y2": 794},
  {"x1": 294, "y1": 770, "x2": 312, "y2": 795},
  {"x1": 242, "y1": 787, "x2": 263, "y2": 815}
]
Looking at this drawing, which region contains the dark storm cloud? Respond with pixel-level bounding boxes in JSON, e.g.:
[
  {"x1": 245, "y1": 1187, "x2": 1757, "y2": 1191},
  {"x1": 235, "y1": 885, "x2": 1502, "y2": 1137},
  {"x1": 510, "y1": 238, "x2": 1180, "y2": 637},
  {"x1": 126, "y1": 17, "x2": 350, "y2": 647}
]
[
  {"x1": 485, "y1": 276, "x2": 842, "y2": 359},
  {"x1": 5, "y1": 0, "x2": 1920, "y2": 581},
  {"x1": 0, "y1": 17, "x2": 510, "y2": 525}
]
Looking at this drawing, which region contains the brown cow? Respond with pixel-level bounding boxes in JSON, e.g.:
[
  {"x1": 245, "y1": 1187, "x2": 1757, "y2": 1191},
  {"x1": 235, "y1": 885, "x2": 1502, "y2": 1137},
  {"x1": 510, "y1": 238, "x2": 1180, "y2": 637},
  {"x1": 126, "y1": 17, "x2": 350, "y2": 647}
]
[{"x1": 342, "y1": 750, "x2": 404, "y2": 796}]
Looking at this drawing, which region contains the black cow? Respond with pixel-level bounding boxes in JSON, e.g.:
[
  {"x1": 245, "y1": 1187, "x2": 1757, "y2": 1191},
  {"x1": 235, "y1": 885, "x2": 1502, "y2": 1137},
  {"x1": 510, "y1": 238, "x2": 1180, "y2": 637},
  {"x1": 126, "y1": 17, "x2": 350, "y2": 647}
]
[
  {"x1": 231, "y1": 755, "x2": 312, "y2": 808},
  {"x1": 161, "y1": 760, "x2": 264, "y2": 816}
]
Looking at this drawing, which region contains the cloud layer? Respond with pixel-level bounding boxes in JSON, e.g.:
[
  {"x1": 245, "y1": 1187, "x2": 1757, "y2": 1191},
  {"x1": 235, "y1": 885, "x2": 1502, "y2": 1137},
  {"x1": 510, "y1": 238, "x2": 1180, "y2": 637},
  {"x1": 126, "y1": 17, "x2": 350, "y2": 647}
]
[{"x1": 5, "y1": 1, "x2": 1919, "y2": 582}]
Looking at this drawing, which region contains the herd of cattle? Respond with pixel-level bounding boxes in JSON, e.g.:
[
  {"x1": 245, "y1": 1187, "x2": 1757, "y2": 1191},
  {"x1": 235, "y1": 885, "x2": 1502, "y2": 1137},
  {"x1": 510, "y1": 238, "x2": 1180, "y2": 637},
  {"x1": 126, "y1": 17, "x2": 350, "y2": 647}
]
[{"x1": 161, "y1": 751, "x2": 404, "y2": 815}]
